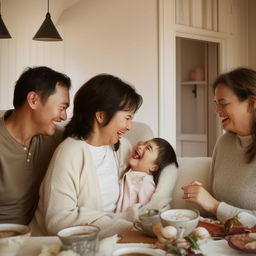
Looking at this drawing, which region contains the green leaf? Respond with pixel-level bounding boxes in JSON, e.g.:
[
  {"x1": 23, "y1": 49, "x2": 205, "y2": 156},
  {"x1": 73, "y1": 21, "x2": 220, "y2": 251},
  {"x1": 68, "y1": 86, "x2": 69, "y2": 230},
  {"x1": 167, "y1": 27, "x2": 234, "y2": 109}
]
[{"x1": 185, "y1": 235, "x2": 200, "y2": 250}]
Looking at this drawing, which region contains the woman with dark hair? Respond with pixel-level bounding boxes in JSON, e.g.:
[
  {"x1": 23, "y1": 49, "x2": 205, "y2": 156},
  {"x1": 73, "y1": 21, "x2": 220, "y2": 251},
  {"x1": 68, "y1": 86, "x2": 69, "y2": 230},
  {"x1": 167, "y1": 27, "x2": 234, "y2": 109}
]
[
  {"x1": 33, "y1": 74, "x2": 178, "y2": 238},
  {"x1": 182, "y1": 67, "x2": 256, "y2": 222}
]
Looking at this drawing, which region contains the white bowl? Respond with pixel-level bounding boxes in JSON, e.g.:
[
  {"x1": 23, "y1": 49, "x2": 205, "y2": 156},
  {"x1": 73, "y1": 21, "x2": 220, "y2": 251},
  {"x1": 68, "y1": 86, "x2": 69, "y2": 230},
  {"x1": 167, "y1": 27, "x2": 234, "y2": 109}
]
[
  {"x1": 0, "y1": 223, "x2": 31, "y2": 256},
  {"x1": 58, "y1": 225, "x2": 100, "y2": 256},
  {"x1": 160, "y1": 209, "x2": 200, "y2": 237},
  {"x1": 113, "y1": 247, "x2": 165, "y2": 256}
]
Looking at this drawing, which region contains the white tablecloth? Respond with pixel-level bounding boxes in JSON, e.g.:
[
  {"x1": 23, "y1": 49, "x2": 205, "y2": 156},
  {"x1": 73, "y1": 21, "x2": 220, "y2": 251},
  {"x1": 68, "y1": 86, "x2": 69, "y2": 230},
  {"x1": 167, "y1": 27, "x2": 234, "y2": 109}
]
[
  {"x1": 18, "y1": 237, "x2": 61, "y2": 256},
  {"x1": 18, "y1": 236, "x2": 253, "y2": 256}
]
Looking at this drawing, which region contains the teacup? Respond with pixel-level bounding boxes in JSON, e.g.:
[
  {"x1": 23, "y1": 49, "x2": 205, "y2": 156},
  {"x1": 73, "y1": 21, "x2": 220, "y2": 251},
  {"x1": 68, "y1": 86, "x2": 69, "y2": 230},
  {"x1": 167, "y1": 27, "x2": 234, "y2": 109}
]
[
  {"x1": 0, "y1": 223, "x2": 31, "y2": 256},
  {"x1": 134, "y1": 209, "x2": 160, "y2": 237},
  {"x1": 57, "y1": 225, "x2": 100, "y2": 256},
  {"x1": 160, "y1": 209, "x2": 199, "y2": 237}
]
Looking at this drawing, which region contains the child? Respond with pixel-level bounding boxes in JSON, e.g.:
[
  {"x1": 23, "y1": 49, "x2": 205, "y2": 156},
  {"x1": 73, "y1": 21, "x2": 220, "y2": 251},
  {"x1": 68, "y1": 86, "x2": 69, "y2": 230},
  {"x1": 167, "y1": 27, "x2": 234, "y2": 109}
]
[{"x1": 116, "y1": 138, "x2": 178, "y2": 212}]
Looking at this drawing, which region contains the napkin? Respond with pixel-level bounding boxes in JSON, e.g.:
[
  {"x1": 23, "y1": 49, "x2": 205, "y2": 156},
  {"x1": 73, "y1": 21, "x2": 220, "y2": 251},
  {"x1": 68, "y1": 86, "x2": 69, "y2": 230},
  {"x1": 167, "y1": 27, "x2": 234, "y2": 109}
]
[
  {"x1": 237, "y1": 212, "x2": 256, "y2": 228},
  {"x1": 200, "y1": 240, "x2": 253, "y2": 256},
  {"x1": 97, "y1": 234, "x2": 120, "y2": 256}
]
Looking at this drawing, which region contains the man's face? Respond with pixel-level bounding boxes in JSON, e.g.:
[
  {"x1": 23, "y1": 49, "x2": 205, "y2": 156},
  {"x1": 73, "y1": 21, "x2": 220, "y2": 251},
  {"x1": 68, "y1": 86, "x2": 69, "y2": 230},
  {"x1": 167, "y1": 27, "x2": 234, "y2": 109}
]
[{"x1": 33, "y1": 84, "x2": 70, "y2": 136}]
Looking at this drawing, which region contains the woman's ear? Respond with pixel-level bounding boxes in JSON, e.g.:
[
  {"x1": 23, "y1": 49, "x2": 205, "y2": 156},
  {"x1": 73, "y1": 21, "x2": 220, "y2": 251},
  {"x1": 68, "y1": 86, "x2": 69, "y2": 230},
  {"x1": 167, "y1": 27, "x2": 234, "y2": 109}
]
[
  {"x1": 95, "y1": 111, "x2": 105, "y2": 124},
  {"x1": 27, "y1": 91, "x2": 39, "y2": 109},
  {"x1": 248, "y1": 96, "x2": 256, "y2": 111}
]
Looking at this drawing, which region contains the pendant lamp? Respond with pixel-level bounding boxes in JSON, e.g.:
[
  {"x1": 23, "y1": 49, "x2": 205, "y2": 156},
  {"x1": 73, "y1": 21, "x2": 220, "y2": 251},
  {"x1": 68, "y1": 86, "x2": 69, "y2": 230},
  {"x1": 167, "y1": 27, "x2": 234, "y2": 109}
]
[
  {"x1": 33, "y1": 0, "x2": 62, "y2": 41},
  {"x1": 0, "y1": 0, "x2": 11, "y2": 39}
]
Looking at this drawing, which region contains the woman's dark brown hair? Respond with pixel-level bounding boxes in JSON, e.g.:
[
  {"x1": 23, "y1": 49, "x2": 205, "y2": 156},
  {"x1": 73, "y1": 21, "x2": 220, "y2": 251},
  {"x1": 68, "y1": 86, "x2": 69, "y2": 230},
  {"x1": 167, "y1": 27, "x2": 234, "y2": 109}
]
[
  {"x1": 213, "y1": 67, "x2": 256, "y2": 163},
  {"x1": 64, "y1": 74, "x2": 142, "y2": 149}
]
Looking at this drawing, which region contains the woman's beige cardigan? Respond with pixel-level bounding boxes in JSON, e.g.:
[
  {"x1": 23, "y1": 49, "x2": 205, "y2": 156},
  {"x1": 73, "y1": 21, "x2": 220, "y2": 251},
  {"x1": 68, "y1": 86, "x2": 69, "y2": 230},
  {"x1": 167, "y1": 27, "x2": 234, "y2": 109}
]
[{"x1": 31, "y1": 137, "x2": 178, "y2": 238}]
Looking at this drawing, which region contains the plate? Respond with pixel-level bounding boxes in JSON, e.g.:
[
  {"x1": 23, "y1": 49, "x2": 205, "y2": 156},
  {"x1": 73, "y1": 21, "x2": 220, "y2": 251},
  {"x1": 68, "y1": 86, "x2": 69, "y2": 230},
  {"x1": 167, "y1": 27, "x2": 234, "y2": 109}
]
[
  {"x1": 112, "y1": 247, "x2": 165, "y2": 256},
  {"x1": 198, "y1": 220, "x2": 256, "y2": 237},
  {"x1": 228, "y1": 233, "x2": 256, "y2": 254}
]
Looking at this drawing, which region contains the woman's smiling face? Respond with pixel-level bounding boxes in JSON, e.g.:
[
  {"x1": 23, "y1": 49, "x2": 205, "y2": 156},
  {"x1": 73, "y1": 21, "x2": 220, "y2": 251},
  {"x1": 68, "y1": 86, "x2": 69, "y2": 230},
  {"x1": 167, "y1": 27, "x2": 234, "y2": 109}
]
[
  {"x1": 128, "y1": 140, "x2": 159, "y2": 174},
  {"x1": 214, "y1": 83, "x2": 254, "y2": 136}
]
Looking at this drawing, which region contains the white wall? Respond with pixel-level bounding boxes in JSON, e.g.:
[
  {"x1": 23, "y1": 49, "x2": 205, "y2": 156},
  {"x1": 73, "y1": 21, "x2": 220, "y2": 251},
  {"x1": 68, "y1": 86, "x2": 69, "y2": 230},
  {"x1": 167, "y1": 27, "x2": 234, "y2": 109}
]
[
  {"x1": 0, "y1": 0, "x2": 254, "y2": 138},
  {"x1": 248, "y1": 0, "x2": 256, "y2": 70},
  {"x1": 0, "y1": 0, "x2": 159, "y2": 134}
]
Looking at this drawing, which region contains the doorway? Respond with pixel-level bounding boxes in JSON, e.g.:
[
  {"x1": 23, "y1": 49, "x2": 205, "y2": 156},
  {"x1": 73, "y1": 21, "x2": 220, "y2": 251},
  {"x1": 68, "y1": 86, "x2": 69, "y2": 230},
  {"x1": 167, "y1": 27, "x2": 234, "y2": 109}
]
[{"x1": 176, "y1": 37, "x2": 221, "y2": 157}]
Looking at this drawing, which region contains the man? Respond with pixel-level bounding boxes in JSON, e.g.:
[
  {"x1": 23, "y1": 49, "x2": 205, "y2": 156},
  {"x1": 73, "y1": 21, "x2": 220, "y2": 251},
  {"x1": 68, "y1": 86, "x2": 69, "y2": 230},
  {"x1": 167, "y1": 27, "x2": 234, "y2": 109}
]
[{"x1": 0, "y1": 66, "x2": 71, "y2": 224}]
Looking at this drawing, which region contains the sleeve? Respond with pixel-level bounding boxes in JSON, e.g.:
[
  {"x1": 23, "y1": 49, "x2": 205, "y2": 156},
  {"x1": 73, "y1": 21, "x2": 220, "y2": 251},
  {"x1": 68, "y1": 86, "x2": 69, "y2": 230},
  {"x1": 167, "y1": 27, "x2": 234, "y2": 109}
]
[
  {"x1": 217, "y1": 202, "x2": 256, "y2": 223},
  {"x1": 38, "y1": 140, "x2": 133, "y2": 238},
  {"x1": 210, "y1": 134, "x2": 256, "y2": 222},
  {"x1": 137, "y1": 175, "x2": 155, "y2": 205}
]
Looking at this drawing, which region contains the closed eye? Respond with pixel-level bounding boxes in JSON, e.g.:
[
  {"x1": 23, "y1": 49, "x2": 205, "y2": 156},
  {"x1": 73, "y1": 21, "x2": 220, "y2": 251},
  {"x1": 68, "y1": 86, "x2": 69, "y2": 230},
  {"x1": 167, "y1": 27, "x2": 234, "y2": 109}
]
[{"x1": 146, "y1": 145, "x2": 153, "y2": 152}]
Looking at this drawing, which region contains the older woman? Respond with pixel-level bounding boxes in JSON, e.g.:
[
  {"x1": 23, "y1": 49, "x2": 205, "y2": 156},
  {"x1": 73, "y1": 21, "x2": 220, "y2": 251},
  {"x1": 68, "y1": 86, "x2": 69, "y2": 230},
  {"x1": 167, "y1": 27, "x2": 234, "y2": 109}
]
[
  {"x1": 182, "y1": 67, "x2": 256, "y2": 222},
  {"x1": 32, "y1": 74, "x2": 178, "y2": 238}
]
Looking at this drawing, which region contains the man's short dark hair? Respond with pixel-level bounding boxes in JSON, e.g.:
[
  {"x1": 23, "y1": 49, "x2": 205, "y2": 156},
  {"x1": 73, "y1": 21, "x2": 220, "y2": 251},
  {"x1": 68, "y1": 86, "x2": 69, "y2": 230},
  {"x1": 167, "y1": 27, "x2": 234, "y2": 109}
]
[{"x1": 13, "y1": 66, "x2": 71, "y2": 108}]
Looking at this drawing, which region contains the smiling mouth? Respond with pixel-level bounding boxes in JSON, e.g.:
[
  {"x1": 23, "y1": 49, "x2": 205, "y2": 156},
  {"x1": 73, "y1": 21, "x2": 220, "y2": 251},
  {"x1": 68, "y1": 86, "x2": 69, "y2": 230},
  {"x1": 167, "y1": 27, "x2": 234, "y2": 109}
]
[
  {"x1": 221, "y1": 116, "x2": 229, "y2": 123},
  {"x1": 117, "y1": 131, "x2": 125, "y2": 138},
  {"x1": 132, "y1": 150, "x2": 141, "y2": 159}
]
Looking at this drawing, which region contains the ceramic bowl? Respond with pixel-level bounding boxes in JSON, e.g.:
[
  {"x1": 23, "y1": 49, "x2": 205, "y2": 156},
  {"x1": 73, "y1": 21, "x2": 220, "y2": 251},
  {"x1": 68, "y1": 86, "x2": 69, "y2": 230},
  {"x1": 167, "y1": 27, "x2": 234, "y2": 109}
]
[
  {"x1": 58, "y1": 225, "x2": 100, "y2": 256},
  {"x1": 0, "y1": 223, "x2": 31, "y2": 256},
  {"x1": 160, "y1": 209, "x2": 200, "y2": 237},
  {"x1": 113, "y1": 247, "x2": 165, "y2": 256}
]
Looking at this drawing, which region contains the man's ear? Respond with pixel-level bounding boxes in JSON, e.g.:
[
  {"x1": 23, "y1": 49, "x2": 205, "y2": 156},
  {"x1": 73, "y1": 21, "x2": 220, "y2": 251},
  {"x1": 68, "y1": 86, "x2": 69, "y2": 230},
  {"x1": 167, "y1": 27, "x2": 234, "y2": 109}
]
[
  {"x1": 149, "y1": 164, "x2": 159, "y2": 173},
  {"x1": 95, "y1": 111, "x2": 105, "y2": 124},
  {"x1": 27, "y1": 91, "x2": 40, "y2": 109},
  {"x1": 251, "y1": 96, "x2": 256, "y2": 109}
]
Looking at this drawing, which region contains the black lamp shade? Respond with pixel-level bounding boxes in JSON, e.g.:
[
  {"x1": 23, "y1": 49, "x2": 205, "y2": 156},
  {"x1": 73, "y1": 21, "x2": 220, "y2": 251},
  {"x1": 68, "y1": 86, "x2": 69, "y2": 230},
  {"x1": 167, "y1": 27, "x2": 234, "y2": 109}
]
[
  {"x1": 0, "y1": 14, "x2": 11, "y2": 38},
  {"x1": 33, "y1": 12, "x2": 62, "y2": 41}
]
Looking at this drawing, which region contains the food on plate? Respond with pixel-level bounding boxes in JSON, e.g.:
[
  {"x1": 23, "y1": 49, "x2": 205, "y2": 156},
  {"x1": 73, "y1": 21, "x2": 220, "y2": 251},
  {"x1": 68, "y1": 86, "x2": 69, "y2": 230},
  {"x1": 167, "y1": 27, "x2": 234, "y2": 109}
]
[
  {"x1": 161, "y1": 226, "x2": 177, "y2": 240},
  {"x1": 245, "y1": 241, "x2": 256, "y2": 250},
  {"x1": 191, "y1": 227, "x2": 210, "y2": 240},
  {"x1": 199, "y1": 216, "x2": 256, "y2": 237},
  {"x1": 158, "y1": 233, "x2": 204, "y2": 256},
  {"x1": 228, "y1": 233, "x2": 256, "y2": 253},
  {"x1": 199, "y1": 217, "x2": 221, "y2": 225},
  {"x1": 248, "y1": 233, "x2": 256, "y2": 240}
]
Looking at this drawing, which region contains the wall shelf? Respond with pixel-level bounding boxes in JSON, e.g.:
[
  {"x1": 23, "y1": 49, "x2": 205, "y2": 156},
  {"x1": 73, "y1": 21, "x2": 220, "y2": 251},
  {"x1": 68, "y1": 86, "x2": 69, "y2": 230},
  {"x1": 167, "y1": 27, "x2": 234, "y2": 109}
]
[
  {"x1": 177, "y1": 133, "x2": 207, "y2": 142},
  {"x1": 181, "y1": 81, "x2": 206, "y2": 85}
]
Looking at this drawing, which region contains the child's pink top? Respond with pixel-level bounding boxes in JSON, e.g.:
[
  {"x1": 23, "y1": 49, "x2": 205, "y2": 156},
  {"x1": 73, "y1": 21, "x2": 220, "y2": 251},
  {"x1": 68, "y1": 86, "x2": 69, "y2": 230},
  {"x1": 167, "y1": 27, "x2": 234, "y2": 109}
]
[{"x1": 116, "y1": 169, "x2": 155, "y2": 212}]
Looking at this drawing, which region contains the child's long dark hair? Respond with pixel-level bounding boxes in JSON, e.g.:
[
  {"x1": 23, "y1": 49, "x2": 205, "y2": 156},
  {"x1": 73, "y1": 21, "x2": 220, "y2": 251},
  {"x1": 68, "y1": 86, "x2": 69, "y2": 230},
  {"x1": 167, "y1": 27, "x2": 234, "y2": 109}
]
[{"x1": 152, "y1": 138, "x2": 178, "y2": 185}]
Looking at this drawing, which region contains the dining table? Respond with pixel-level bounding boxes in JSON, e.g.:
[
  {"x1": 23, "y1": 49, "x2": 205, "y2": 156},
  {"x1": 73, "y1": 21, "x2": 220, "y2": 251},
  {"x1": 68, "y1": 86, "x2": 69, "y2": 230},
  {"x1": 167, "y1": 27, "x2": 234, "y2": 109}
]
[{"x1": 17, "y1": 229, "x2": 254, "y2": 256}]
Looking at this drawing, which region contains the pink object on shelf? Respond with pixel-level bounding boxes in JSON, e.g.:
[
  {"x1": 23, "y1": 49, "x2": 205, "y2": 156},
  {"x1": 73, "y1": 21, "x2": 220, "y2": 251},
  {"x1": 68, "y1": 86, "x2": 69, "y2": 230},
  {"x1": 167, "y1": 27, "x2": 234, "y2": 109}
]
[{"x1": 190, "y1": 66, "x2": 204, "y2": 81}]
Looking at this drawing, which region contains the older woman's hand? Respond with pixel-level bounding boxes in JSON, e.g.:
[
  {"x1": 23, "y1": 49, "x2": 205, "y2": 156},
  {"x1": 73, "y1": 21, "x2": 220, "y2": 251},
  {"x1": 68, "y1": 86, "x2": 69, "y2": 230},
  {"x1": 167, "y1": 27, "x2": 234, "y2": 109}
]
[{"x1": 181, "y1": 181, "x2": 220, "y2": 215}]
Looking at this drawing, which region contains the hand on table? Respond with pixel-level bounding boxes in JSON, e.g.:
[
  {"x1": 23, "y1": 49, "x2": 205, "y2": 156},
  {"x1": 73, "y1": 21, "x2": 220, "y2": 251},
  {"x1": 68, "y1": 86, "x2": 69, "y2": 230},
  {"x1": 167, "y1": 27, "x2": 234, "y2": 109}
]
[{"x1": 181, "y1": 181, "x2": 220, "y2": 215}]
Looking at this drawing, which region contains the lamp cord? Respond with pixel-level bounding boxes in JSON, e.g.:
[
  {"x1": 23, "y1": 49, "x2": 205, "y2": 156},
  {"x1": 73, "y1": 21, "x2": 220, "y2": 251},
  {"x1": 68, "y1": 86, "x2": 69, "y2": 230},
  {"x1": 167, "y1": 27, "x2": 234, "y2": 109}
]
[{"x1": 47, "y1": 0, "x2": 49, "y2": 13}]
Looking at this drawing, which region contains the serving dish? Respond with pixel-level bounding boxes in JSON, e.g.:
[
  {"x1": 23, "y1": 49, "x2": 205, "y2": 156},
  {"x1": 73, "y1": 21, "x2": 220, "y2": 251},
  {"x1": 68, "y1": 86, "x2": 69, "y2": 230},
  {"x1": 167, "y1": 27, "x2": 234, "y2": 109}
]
[{"x1": 228, "y1": 233, "x2": 256, "y2": 254}]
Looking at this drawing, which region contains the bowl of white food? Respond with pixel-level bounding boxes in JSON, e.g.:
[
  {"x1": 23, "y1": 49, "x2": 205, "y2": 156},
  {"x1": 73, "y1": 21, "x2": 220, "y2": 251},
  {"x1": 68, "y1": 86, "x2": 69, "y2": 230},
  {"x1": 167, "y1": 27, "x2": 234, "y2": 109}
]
[{"x1": 160, "y1": 209, "x2": 200, "y2": 237}]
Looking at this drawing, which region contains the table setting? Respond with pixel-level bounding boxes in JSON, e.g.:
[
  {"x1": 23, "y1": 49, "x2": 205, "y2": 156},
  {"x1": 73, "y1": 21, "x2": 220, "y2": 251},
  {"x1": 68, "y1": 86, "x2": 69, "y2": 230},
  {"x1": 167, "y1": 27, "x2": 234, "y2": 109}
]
[{"x1": 2, "y1": 209, "x2": 256, "y2": 256}]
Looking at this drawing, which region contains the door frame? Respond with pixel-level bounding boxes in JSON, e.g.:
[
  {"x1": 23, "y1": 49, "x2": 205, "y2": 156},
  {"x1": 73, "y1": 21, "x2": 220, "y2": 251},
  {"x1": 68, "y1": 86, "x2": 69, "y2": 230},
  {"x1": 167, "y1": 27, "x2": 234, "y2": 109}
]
[{"x1": 158, "y1": 0, "x2": 226, "y2": 149}]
